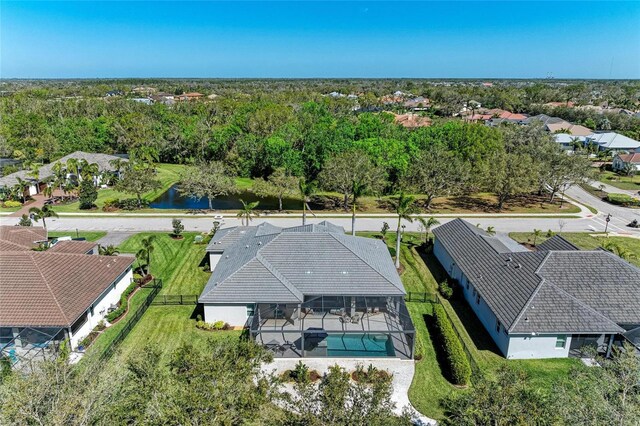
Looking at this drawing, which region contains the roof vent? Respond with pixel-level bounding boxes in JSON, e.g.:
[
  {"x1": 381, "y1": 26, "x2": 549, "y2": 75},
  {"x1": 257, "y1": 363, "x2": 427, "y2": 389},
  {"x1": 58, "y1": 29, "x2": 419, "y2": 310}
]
[
  {"x1": 515, "y1": 263, "x2": 522, "y2": 269},
  {"x1": 524, "y1": 317, "x2": 529, "y2": 322},
  {"x1": 305, "y1": 270, "x2": 311, "y2": 274},
  {"x1": 245, "y1": 244, "x2": 249, "y2": 248},
  {"x1": 225, "y1": 255, "x2": 229, "y2": 259},
  {"x1": 341, "y1": 271, "x2": 348, "y2": 275},
  {"x1": 258, "y1": 242, "x2": 262, "y2": 245},
  {"x1": 506, "y1": 256, "x2": 513, "y2": 262}
]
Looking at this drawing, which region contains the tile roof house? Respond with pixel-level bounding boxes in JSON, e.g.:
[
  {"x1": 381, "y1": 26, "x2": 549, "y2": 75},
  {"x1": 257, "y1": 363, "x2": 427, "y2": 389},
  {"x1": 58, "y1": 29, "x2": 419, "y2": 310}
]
[
  {"x1": 200, "y1": 221, "x2": 415, "y2": 359},
  {"x1": 612, "y1": 152, "x2": 640, "y2": 172},
  {"x1": 587, "y1": 132, "x2": 640, "y2": 153},
  {"x1": 391, "y1": 112, "x2": 432, "y2": 128},
  {"x1": 0, "y1": 226, "x2": 134, "y2": 364},
  {"x1": 524, "y1": 114, "x2": 593, "y2": 136},
  {"x1": 432, "y1": 219, "x2": 640, "y2": 359}
]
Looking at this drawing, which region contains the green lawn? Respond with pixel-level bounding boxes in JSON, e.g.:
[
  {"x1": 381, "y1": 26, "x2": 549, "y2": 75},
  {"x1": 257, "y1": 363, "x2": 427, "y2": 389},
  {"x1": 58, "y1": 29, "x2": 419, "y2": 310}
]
[
  {"x1": 117, "y1": 232, "x2": 211, "y2": 294},
  {"x1": 47, "y1": 230, "x2": 107, "y2": 241},
  {"x1": 598, "y1": 170, "x2": 640, "y2": 191},
  {"x1": 358, "y1": 231, "x2": 580, "y2": 420},
  {"x1": 510, "y1": 232, "x2": 640, "y2": 267}
]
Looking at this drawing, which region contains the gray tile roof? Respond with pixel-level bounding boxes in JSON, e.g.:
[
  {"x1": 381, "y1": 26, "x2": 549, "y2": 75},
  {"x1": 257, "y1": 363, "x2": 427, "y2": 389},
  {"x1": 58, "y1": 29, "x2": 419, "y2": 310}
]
[
  {"x1": 0, "y1": 151, "x2": 126, "y2": 188},
  {"x1": 537, "y1": 235, "x2": 580, "y2": 252},
  {"x1": 199, "y1": 222, "x2": 403, "y2": 304},
  {"x1": 433, "y1": 219, "x2": 640, "y2": 335}
]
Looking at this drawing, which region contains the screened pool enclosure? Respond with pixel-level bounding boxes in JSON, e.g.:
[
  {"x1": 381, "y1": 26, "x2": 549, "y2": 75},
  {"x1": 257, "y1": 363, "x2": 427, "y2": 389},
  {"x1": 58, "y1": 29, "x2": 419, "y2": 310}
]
[{"x1": 249, "y1": 295, "x2": 415, "y2": 359}]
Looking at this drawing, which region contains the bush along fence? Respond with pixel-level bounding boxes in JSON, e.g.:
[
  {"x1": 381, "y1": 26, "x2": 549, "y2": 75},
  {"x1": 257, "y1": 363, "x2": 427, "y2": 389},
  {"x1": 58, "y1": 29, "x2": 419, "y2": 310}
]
[
  {"x1": 98, "y1": 278, "x2": 163, "y2": 361},
  {"x1": 404, "y1": 292, "x2": 439, "y2": 303},
  {"x1": 434, "y1": 294, "x2": 483, "y2": 381},
  {"x1": 151, "y1": 294, "x2": 199, "y2": 305},
  {"x1": 432, "y1": 304, "x2": 472, "y2": 386}
]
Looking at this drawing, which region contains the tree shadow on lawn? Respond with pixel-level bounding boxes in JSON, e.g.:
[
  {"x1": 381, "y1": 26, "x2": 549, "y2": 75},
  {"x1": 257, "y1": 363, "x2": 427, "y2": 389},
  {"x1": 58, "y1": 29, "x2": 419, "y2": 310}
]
[{"x1": 448, "y1": 295, "x2": 502, "y2": 356}]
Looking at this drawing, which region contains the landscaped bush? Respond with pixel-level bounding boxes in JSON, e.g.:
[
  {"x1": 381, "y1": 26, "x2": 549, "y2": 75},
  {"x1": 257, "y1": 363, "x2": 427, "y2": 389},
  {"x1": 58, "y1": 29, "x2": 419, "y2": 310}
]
[
  {"x1": 105, "y1": 281, "x2": 139, "y2": 323},
  {"x1": 606, "y1": 193, "x2": 640, "y2": 207},
  {"x1": 432, "y1": 304, "x2": 471, "y2": 386},
  {"x1": 195, "y1": 320, "x2": 231, "y2": 331},
  {"x1": 351, "y1": 364, "x2": 391, "y2": 384},
  {"x1": 2, "y1": 200, "x2": 22, "y2": 208},
  {"x1": 102, "y1": 198, "x2": 150, "y2": 211},
  {"x1": 282, "y1": 361, "x2": 322, "y2": 383},
  {"x1": 438, "y1": 280, "x2": 454, "y2": 299}
]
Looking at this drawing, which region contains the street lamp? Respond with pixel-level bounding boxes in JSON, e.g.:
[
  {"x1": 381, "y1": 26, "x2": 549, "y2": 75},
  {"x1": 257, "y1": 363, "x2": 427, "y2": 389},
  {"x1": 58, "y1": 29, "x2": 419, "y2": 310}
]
[{"x1": 604, "y1": 213, "x2": 612, "y2": 234}]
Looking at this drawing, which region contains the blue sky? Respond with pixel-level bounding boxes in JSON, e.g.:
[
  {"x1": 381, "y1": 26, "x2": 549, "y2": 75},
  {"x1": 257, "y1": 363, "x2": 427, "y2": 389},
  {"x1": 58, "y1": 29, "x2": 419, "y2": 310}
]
[{"x1": 1, "y1": 1, "x2": 639, "y2": 78}]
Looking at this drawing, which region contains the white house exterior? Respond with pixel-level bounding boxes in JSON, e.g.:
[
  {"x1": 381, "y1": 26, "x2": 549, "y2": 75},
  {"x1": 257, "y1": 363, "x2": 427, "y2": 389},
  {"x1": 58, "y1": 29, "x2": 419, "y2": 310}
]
[
  {"x1": 587, "y1": 132, "x2": 640, "y2": 153},
  {"x1": 612, "y1": 153, "x2": 640, "y2": 172},
  {"x1": 432, "y1": 219, "x2": 640, "y2": 359}
]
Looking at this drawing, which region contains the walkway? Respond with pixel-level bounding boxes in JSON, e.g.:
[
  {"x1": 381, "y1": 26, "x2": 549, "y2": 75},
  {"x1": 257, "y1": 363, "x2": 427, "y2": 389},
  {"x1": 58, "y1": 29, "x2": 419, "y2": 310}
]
[
  {"x1": 587, "y1": 180, "x2": 640, "y2": 199},
  {"x1": 9, "y1": 194, "x2": 47, "y2": 218}
]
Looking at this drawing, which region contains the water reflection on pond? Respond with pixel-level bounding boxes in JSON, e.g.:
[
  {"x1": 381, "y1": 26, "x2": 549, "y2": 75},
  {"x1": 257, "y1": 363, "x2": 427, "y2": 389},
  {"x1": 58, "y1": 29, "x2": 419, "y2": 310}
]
[{"x1": 150, "y1": 184, "x2": 301, "y2": 210}]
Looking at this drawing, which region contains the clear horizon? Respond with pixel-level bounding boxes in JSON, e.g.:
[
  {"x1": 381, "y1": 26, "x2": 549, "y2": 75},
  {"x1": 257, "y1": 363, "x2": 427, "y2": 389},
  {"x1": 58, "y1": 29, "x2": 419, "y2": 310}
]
[{"x1": 2, "y1": 1, "x2": 640, "y2": 79}]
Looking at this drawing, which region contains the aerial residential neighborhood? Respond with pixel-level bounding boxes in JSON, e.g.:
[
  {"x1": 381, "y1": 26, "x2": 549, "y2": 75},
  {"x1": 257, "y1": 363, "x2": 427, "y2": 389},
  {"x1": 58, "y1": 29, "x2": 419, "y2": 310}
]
[{"x1": 1, "y1": 1, "x2": 640, "y2": 425}]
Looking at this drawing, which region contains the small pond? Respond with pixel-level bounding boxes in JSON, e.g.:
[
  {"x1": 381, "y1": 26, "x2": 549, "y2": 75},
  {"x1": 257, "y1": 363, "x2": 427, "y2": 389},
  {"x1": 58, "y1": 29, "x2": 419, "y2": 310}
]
[{"x1": 150, "y1": 184, "x2": 302, "y2": 210}]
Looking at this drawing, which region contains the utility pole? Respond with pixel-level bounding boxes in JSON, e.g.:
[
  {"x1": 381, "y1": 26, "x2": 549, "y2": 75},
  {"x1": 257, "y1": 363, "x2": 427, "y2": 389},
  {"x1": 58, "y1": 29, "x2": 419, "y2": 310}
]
[{"x1": 604, "y1": 213, "x2": 612, "y2": 234}]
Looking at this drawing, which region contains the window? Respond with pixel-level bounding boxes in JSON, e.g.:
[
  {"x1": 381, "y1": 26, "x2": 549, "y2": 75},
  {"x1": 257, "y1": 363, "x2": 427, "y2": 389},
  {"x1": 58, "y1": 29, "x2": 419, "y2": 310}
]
[
  {"x1": 555, "y1": 335, "x2": 567, "y2": 349},
  {"x1": 246, "y1": 304, "x2": 255, "y2": 317},
  {"x1": 476, "y1": 293, "x2": 481, "y2": 305},
  {"x1": 496, "y1": 320, "x2": 501, "y2": 333},
  {"x1": 466, "y1": 281, "x2": 469, "y2": 290}
]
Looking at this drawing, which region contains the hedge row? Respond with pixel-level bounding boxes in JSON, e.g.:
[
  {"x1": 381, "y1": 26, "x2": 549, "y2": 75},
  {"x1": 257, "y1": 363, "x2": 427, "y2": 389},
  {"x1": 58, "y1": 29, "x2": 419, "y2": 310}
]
[
  {"x1": 606, "y1": 193, "x2": 640, "y2": 207},
  {"x1": 432, "y1": 304, "x2": 472, "y2": 386},
  {"x1": 105, "y1": 281, "x2": 139, "y2": 323}
]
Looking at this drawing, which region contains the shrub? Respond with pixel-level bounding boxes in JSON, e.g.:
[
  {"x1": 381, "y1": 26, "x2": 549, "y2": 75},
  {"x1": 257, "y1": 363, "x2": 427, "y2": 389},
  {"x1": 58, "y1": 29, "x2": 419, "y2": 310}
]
[
  {"x1": 102, "y1": 198, "x2": 150, "y2": 211},
  {"x1": 606, "y1": 193, "x2": 640, "y2": 207},
  {"x1": 438, "y1": 280, "x2": 453, "y2": 299},
  {"x1": 105, "y1": 281, "x2": 139, "y2": 323},
  {"x1": 3, "y1": 200, "x2": 22, "y2": 208},
  {"x1": 172, "y1": 218, "x2": 184, "y2": 237},
  {"x1": 432, "y1": 304, "x2": 471, "y2": 386},
  {"x1": 291, "y1": 361, "x2": 310, "y2": 384},
  {"x1": 18, "y1": 214, "x2": 32, "y2": 226},
  {"x1": 196, "y1": 320, "x2": 230, "y2": 331}
]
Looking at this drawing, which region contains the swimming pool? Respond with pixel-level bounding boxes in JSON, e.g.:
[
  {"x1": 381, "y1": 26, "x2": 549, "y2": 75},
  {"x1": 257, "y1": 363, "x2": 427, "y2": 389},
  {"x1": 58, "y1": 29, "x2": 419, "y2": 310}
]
[{"x1": 326, "y1": 333, "x2": 396, "y2": 357}]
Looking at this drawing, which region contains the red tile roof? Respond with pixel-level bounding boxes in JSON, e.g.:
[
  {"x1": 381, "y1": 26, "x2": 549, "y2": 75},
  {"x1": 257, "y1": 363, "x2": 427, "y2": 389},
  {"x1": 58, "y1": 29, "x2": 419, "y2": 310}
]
[
  {"x1": 0, "y1": 226, "x2": 47, "y2": 251},
  {"x1": 617, "y1": 153, "x2": 640, "y2": 164},
  {"x1": 48, "y1": 240, "x2": 98, "y2": 254},
  {"x1": 0, "y1": 251, "x2": 134, "y2": 327}
]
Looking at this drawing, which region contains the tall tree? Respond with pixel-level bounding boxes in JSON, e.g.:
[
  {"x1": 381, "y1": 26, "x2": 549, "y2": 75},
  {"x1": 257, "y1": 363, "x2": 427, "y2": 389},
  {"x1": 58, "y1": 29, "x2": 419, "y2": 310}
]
[
  {"x1": 407, "y1": 144, "x2": 469, "y2": 209},
  {"x1": 115, "y1": 162, "x2": 161, "y2": 209},
  {"x1": 251, "y1": 167, "x2": 298, "y2": 211},
  {"x1": 318, "y1": 150, "x2": 386, "y2": 211},
  {"x1": 388, "y1": 192, "x2": 419, "y2": 268},
  {"x1": 179, "y1": 161, "x2": 237, "y2": 210},
  {"x1": 136, "y1": 235, "x2": 156, "y2": 276}
]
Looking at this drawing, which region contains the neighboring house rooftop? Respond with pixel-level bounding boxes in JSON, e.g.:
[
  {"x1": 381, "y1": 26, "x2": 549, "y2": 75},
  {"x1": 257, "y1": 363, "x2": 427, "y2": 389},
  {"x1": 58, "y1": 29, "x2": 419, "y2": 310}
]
[
  {"x1": 0, "y1": 226, "x2": 48, "y2": 251},
  {"x1": 0, "y1": 251, "x2": 134, "y2": 327},
  {"x1": 391, "y1": 112, "x2": 432, "y2": 128},
  {"x1": 200, "y1": 222, "x2": 405, "y2": 304},
  {"x1": 47, "y1": 240, "x2": 97, "y2": 255},
  {"x1": 433, "y1": 219, "x2": 640, "y2": 335},
  {"x1": 588, "y1": 132, "x2": 640, "y2": 151},
  {"x1": 0, "y1": 151, "x2": 127, "y2": 188},
  {"x1": 615, "y1": 153, "x2": 640, "y2": 164}
]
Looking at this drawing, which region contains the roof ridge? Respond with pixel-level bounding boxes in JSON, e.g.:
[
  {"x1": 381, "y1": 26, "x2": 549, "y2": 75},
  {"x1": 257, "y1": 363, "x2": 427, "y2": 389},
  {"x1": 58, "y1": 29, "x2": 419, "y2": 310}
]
[
  {"x1": 508, "y1": 251, "x2": 552, "y2": 332},
  {"x1": 328, "y1": 233, "x2": 403, "y2": 292},
  {"x1": 255, "y1": 253, "x2": 303, "y2": 301},
  {"x1": 28, "y1": 251, "x2": 70, "y2": 325}
]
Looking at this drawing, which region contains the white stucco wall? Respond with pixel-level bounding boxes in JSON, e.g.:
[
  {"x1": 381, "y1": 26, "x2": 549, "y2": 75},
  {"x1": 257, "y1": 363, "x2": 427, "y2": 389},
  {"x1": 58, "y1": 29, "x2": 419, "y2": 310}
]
[
  {"x1": 209, "y1": 253, "x2": 222, "y2": 271},
  {"x1": 204, "y1": 304, "x2": 249, "y2": 326},
  {"x1": 507, "y1": 334, "x2": 571, "y2": 359},
  {"x1": 70, "y1": 268, "x2": 133, "y2": 348}
]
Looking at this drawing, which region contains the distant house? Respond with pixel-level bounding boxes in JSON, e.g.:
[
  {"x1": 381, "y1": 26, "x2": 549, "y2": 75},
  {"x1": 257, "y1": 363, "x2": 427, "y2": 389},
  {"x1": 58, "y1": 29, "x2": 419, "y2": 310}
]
[
  {"x1": 0, "y1": 151, "x2": 127, "y2": 196},
  {"x1": 612, "y1": 153, "x2": 640, "y2": 172},
  {"x1": 403, "y1": 96, "x2": 430, "y2": 111},
  {"x1": 468, "y1": 109, "x2": 527, "y2": 124},
  {"x1": 105, "y1": 90, "x2": 123, "y2": 97},
  {"x1": 200, "y1": 222, "x2": 415, "y2": 359},
  {"x1": 433, "y1": 219, "x2": 640, "y2": 359},
  {"x1": 391, "y1": 112, "x2": 432, "y2": 128},
  {"x1": 587, "y1": 132, "x2": 640, "y2": 153},
  {"x1": 553, "y1": 133, "x2": 586, "y2": 152},
  {"x1": 0, "y1": 226, "x2": 134, "y2": 366},
  {"x1": 175, "y1": 92, "x2": 204, "y2": 101},
  {"x1": 130, "y1": 98, "x2": 153, "y2": 105},
  {"x1": 523, "y1": 114, "x2": 592, "y2": 136}
]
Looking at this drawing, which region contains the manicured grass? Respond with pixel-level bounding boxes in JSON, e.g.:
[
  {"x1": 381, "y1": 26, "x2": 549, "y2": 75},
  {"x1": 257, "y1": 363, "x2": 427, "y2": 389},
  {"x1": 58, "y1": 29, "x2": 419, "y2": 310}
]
[
  {"x1": 510, "y1": 232, "x2": 640, "y2": 267},
  {"x1": 597, "y1": 170, "x2": 640, "y2": 191},
  {"x1": 0, "y1": 205, "x2": 21, "y2": 212},
  {"x1": 117, "y1": 232, "x2": 211, "y2": 294},
  {"x1": 47, "y1": 230, "x2": 107, "y2": 241},
  {"x1": 107, "y1": 306, "x2": 241, "y2": 362}
]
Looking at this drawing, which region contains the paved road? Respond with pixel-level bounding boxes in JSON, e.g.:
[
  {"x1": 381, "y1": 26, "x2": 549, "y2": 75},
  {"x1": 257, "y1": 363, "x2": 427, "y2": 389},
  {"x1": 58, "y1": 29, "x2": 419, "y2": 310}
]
[{"x1": 566, "y1": 185, "x2": 640, "y2": 233}]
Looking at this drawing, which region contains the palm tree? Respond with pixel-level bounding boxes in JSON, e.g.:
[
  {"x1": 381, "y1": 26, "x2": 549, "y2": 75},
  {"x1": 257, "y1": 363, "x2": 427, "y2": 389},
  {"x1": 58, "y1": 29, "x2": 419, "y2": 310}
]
[
  {"x1": 14, "y1": 177, "x2": 30, "y2": 204},
  {"x1": 416, "y1": 216, "x2": 440, "y2": 244},
  {"x1": 532, "y1": 229, "x2": 542, "y2": 247},
  {"x1": 43, "y1": 184, "x2": 54, "y2": 201},
  {"x1": 136, "y1": 235, "x2": 156, "y2": 276},
  {"x1": 66, "y1": 158, "x2": 79, "y2": 179},
  {"x1": 237, "y1": 199, "x2": 260, "y2": 226},
  {"x1": 98, "y1": 244, "x2": 120, "y2": 256},
  {"x1": 389, "y1": 192, "x2": 420, "y2": 269},
  {"x1": 485, "y1": 226, "x2": 496, "y2": 236},
  {"x1": 299, "y1": 179, "x2": 316, "y2": 226},
  {"x1": 79, "y1": 161, "x2": 100, "y2": 185},
  {"x1": 28, "y1": 205, "x2": 58, "y2": 228}
]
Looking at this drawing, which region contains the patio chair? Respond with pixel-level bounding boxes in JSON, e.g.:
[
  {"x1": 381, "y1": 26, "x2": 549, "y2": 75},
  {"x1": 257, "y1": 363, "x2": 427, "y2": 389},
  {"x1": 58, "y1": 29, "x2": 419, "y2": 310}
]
[
  {"x1": 350, "y1": 313, "x2": 361, "y2": 324},
  {"x1": 339, "y1": 313, "x2": 350, "y2": 323},
  {"x1": 329, "y1": 308, "x2": 345, "y2": 316}
]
